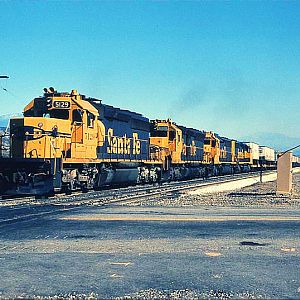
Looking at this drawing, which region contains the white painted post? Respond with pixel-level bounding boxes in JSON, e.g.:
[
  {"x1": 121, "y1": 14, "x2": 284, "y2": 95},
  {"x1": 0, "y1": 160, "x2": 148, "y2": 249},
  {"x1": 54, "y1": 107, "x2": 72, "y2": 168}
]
[{"x1": 276, "y1": 152, "x2": 292, "y2": 196}]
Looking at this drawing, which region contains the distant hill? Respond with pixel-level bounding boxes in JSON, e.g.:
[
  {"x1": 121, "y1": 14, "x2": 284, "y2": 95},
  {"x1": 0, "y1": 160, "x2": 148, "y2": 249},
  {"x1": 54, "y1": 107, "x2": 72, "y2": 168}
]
[{"x1": 241, "y1": 132, "x2": 300, "y2": 156}]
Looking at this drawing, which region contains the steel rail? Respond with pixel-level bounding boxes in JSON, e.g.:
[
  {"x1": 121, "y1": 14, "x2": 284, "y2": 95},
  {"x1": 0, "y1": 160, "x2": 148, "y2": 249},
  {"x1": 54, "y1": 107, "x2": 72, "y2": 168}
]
[{"x1": 0, "y1": 170, "x2": 271, "y2": 207}]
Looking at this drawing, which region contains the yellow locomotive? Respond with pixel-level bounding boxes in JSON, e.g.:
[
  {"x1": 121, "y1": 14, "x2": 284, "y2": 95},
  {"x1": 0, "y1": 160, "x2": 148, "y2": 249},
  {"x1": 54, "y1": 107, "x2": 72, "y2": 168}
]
[{"x1": 0, "y1": 88, "x2": 252, "y2": 196}]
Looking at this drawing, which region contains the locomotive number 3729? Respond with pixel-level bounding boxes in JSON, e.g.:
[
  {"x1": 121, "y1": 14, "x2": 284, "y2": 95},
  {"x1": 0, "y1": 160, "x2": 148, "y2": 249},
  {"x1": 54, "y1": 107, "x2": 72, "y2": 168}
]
[{"x1": 53, "y1": 101, "x2": 70, "y2": 109}]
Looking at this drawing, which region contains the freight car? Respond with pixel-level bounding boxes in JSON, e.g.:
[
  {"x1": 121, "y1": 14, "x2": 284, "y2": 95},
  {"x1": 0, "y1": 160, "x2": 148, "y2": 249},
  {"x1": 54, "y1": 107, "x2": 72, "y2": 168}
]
[
  {"x1": 0, "y1": 88, "x2": 254, "y2": 196},
  {"x1": 259, "y1": 146, "x2": 276, "y2": 167},
  {"x1": 292, "y1": 155, "x2": 300, "y2": 167},
  {"x1": 246, "y1": 142, "x2": 260, "y2": 167},
  {"x1": 246, "y1": 143, "x2": 277, "y2": 169}
]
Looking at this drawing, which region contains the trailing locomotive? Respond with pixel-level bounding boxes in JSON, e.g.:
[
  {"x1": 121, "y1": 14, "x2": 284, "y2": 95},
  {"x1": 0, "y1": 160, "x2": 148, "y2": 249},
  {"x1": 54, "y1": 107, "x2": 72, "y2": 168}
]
[{"x1": 0, "y1": 88, "x2": 253, "y2": 196}]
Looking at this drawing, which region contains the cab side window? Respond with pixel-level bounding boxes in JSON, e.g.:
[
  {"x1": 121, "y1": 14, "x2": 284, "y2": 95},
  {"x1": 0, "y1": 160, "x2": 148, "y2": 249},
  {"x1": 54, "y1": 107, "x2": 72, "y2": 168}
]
[
  {"x1": 169, "y1": 130, "x2": 176, "y2": 141},
  {"x1": 72, "y1": 109, "x2": 83, "y2": 124},
  {"x1": 87, "y1": 112, "x2": 95, "y2": 128}
]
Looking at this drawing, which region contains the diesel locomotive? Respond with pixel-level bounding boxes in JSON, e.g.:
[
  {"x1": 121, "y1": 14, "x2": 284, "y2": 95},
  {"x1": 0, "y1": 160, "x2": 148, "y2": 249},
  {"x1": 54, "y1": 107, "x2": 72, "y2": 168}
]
[{"x1": 0, "y1": 88, "x2": 252, "y2": 196}]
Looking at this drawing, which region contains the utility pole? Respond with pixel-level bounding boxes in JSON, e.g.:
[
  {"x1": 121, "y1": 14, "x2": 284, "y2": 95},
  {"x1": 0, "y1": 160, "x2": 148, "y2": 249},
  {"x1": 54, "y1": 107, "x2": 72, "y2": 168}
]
[{"x1": 0, "y1": 75, "x2": 9, "y2": 158}]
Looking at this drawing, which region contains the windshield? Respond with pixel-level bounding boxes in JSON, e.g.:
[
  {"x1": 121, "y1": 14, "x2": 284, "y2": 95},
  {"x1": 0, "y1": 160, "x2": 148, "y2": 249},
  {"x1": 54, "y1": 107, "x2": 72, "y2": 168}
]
[
  {"x1": 24, "y1": 98, "x2": 70, "y2": 120},
  {"x1": 43, "y1": 109, "x2": 69, "y2": 120},
  {"x1": 151, "y1": 126, "x2": 168, "y2": 137}
]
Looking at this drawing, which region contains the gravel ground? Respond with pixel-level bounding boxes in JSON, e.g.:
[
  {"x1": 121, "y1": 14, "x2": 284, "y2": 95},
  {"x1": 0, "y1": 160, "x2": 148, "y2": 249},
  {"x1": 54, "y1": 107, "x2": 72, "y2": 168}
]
[
  {"x1": 0, "y1": 289, "x2": 268, "y2": 300},
  {"x1": 125, "y1": 173, "x2": 300, "y2": 208},
  {"x1": 115, "y1": 288, "x2": 268, "y2": 300}
]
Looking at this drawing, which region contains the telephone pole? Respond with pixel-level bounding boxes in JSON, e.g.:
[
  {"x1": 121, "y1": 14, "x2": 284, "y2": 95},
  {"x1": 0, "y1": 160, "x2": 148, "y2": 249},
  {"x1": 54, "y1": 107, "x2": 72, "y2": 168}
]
[{"x1": 0, "y1": 75, "x2": 9, "y2": 157}]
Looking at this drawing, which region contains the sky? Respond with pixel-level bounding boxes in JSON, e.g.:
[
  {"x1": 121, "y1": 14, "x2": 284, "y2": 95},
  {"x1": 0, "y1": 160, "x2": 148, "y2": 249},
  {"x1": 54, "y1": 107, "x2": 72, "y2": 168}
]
[{"x1": 0, "y1": 1, "x2": 299, "y2": 142}]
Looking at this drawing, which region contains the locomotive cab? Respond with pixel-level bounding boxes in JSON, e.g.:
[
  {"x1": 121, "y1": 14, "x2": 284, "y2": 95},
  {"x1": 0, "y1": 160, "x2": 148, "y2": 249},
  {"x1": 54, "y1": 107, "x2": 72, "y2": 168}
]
[
  {"x1": 3, "y1": 88, "x2": 107, "y2": 195},
  {"x1": 10, "y1": 88, "x2": 104, "y2": 160},
  {"x1": 150, "y1": 119, "x2": 183, "y2": 165},
  {"x1": 204, "y1": 131, "x2": 220, "y2": 164}
]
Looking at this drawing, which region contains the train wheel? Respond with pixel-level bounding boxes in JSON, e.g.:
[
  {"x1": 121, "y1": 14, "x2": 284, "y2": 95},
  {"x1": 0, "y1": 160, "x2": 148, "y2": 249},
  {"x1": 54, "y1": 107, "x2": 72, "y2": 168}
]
[
  {"x1": 62, "y1": 184, "x2": 72, "y2": 195},
  {"x1": 81, "y1": 184, "x2": 88, "y2": 193}
]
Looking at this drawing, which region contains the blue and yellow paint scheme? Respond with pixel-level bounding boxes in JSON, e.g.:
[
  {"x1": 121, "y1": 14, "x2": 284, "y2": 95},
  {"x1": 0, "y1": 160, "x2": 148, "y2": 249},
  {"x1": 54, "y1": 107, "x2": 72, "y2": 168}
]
[
  {"x1": 0, "y1": 89, "x2": 163, "y2": 195},
  {"x1": 0, "y1": 88, "x2": 253, "y2": 196}
]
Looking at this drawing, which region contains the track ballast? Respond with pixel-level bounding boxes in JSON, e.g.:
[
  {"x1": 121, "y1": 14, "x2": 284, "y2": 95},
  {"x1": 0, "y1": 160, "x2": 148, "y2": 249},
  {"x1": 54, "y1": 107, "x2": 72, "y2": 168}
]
[{"x1": 0, "y1": 171, "x2": 274, "y2": 226}]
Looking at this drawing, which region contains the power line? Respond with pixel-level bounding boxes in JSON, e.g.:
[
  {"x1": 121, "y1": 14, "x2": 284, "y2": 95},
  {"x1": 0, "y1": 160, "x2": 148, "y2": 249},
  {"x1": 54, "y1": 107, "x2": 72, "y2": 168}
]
[
  {"x1": 2, "y1": 87, "x2": 18, "y2": 98},
  {"x1": 279, "y1": 144, "x2": 300, "y2": 157},
  {"x1": 0, "y1": 74, "x2": 19, "y2": 99}
]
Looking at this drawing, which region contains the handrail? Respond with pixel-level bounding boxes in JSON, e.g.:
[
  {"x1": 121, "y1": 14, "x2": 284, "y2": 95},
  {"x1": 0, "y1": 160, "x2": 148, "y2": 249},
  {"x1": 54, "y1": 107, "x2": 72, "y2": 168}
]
[
  {"x1": 47, "y1": 135, "x2": 58, "y2": 177},
  {"x1": 278, "y1": 145, "x2": 300, "y2": 158}
]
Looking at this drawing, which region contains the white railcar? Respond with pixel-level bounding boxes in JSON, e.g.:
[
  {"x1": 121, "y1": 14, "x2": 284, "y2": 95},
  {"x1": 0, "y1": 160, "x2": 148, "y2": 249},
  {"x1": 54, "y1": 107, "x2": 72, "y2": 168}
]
[
  {"x1": 259, "y1": 146, "x2": 275, "y2": 162},
  {"x1": 292, "y1": 155, "x2": 300, "y2": 166},
  {"x1": 246, "y1": 142, "x2": 260, "y2": 161}
]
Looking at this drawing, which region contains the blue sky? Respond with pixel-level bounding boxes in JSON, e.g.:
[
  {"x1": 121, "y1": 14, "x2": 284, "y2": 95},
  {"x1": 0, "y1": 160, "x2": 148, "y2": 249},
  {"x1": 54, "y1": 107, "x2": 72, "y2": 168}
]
[{"x1": 0, "y1": 1, "x2": 299, "y2": 141}]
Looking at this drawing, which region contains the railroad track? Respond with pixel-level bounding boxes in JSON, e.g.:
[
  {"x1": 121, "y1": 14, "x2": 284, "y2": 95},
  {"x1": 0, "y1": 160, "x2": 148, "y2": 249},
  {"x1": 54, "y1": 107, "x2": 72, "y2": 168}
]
[
  {"x1": 106, "y1": 170, "x2": 275, "y2": 206},
  {"x1": 0, "y1": 170, "x2": 272, "y2": 207},
  {"x1": 0, "y1": 170, "x2": 275, "y2": 226}
]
